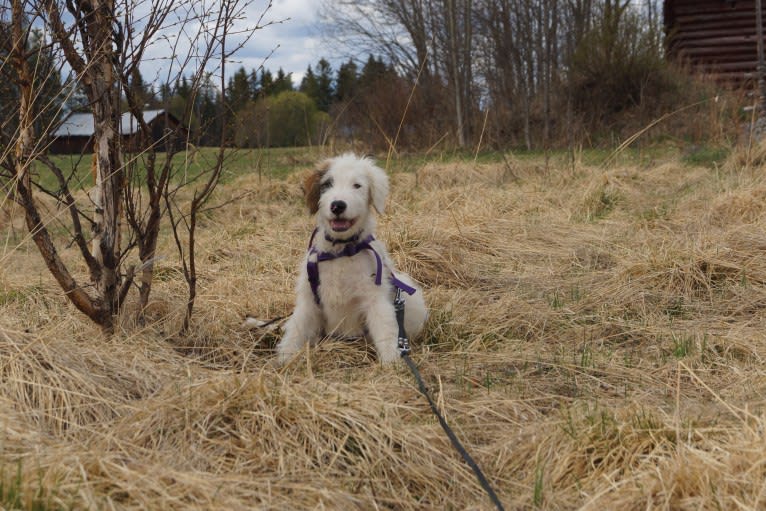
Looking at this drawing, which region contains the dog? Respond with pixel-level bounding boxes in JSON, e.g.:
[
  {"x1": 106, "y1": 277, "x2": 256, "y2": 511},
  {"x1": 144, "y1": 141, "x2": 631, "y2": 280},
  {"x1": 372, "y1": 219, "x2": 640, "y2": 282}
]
[{"x1": 277, "y1": 153, "x2": 427, "y2": 364}]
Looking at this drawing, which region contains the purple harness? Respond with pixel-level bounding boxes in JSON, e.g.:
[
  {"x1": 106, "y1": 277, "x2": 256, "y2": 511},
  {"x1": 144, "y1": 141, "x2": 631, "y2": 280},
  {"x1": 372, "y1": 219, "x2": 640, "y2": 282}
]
[{"x1": 306, "y1": 229, "x2": 417, "y2": 305}]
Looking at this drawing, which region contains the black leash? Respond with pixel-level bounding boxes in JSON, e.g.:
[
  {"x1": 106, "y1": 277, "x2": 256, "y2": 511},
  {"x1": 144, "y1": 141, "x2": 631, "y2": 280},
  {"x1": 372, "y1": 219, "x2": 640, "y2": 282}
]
[{"x1": 394, "y1": 290, "x2": 506, "y2": 511}]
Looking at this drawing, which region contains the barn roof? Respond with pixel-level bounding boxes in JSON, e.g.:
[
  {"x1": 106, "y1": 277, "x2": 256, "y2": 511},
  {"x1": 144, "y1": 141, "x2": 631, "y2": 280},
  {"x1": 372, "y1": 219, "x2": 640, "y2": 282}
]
[{"x1": 52, "y1": 110, "x2": 169, "y2": 138}]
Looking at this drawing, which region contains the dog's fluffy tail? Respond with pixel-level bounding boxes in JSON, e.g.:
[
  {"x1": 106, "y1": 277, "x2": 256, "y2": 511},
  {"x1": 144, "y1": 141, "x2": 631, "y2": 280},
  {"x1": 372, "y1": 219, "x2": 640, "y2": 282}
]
[{"x1": 241, "y1": 315, "x2": 286, "y2": 331}]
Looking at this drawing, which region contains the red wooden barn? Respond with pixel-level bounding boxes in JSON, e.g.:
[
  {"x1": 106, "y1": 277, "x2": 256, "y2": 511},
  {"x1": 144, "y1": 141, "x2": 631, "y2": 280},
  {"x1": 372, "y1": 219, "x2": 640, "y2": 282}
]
[
  {"x1": 664, "y1": 0, "x2": 764, "y2": 85},
  {"x1": 50, "y1": 109, "x2": 187, "y2": 154}
]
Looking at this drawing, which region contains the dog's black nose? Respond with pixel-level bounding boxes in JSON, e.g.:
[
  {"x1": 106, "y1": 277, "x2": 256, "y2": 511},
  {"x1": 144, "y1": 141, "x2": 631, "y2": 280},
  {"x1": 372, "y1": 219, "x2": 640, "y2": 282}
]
[{"x1": 330, "y1": 200, "x2": 346, "y2": 215}]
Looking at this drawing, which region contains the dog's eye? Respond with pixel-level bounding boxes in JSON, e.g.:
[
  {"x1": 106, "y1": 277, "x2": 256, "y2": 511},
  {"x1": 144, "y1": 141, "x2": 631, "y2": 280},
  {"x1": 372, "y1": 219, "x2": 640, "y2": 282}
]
[
  {"x1": 320, "y1": 180, "x2": 333, "y2": 192},
  {"x1": 353, "y1": 183, "x2": 362, "y2": 189}
]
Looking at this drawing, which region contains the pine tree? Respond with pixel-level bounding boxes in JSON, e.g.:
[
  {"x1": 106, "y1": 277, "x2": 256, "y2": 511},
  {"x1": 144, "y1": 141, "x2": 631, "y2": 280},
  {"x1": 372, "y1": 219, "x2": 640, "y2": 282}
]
[
  {"x1": 0, "y1": 26, "x2": 63, "y2": 142},
  {"x1": 335, "y1": 59, "x2": 358, "y2": 102},
  {"x1": 127, "y1": 68, "x2": 158, "y2": 108},
  {"x1": 359, "y1": 55, "x2": 391, "y2": 90},
  {"x1": 315, "y1": 59, "x2": 334, "y2": 112},
  {"x1": 249, "y1": 70, "x2": 260, "y2": 100},
  {"x1": 198, "y1": 74, "x2": 222, "y2": 146},
  {"x1": 226, "y1": 66, "x2": 251, "y2": 112},
  {"x1": 272, "y1": 68, "x2": 294, "y2": 95},
  {"x1": 258, "y1": 69, "x2": 273, "y2": 97},
  {"x1": 299, "y1": 65, "x2": 319, "y2": 103},
  {"x1": 175, "y1": 76, "x2": 191, "y2": 99},
  {"x1": 159, "y1": 82, "x2": 172, "y2": 103}
]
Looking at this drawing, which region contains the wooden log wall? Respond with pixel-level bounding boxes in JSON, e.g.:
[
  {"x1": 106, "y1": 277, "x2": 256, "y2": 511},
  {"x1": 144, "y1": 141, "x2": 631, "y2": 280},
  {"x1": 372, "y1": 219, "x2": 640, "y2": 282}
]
[{"x1": 665, "y1": 0, "x2": 763, "y2": 84}]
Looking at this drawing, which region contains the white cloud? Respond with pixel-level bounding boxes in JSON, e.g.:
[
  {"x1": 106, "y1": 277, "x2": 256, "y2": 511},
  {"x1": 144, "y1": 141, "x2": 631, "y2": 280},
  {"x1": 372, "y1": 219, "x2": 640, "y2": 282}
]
[
  {"x1": 242, "y1": 0, "x2": 329, "y2": 84},
  {"x1": 134, "y1": 0, "x2": 335, "y2": 88},
  {"x1": 267, "y1": 0, "x2": 318, "y2": 25},
  {"x1": 203, "y1": 0, "x2": 339, "y2": 86}
]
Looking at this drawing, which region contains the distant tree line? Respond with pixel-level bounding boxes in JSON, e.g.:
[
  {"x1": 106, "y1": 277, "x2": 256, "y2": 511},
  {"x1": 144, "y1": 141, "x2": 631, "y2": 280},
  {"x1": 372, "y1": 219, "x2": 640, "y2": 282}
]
[
  {"x1": 97, "y1": 54, "x2": 415, "y2": 150},
  {"x1": 145, "y1": 56, "x2": 404, "y2": 149},
  {"x1": 1, "y1": 0, "x2": 740, "y2": 155},
  {"x1": 0, "y1": 25, "x2": 63, "y2": 153},
  {"x1": 318, "y1": 0, "x2": 736, "y2": 150},
  {"x1": 142, "y1": 0, "x2": 732, "y2": 152}
]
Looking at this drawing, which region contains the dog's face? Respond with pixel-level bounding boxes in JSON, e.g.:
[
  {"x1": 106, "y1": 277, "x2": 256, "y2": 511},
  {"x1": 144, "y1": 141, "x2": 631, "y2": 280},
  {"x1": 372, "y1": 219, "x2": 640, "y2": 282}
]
[{"x1": 304, "y1": 154, "x2": 389, "y2": 240}]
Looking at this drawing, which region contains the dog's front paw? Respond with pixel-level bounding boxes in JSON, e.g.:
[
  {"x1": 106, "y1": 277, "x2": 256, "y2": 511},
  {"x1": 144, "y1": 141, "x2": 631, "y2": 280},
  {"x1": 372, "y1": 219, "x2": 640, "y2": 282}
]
[
  {"x1": 276, "y1": 349, "x2": 294, "y2": 365},
  {"x1": 276, "y1": 340, "x2": 300, "y2": 365},
  {"x1": 376, "y1": 342, "x2": 401, "y2": 365}
]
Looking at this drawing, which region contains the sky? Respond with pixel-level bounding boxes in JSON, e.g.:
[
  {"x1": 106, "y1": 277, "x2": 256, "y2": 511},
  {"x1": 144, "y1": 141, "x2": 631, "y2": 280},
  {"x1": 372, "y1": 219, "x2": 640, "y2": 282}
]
[
  {"x1": 240, "y1": 0, "x2": 329, "y2": 85},
  {"x1": 135, "y1": 0, "x2": 339, "y2": 89}
]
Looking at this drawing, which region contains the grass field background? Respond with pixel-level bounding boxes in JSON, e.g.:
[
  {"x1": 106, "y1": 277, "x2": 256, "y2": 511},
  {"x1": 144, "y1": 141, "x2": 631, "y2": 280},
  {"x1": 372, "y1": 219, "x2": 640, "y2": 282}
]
[{"x1": 2, "y1": 143, "x2": 765, "y2": 509}]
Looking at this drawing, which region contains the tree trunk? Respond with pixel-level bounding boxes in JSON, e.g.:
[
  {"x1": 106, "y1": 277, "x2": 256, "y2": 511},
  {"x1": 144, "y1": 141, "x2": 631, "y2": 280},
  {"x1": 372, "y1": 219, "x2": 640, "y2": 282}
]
[
  {"x1": 138, "y1": 198, "x2": 162, "y2": 312},
  {"x1": 87, "y1": 0, "x2": 124, "y2": 330},
  {"x1": 445, "y1": 0, "x2": 465, "y2": 147},
  {"x1": 11, "y1": 0, "x2": 32, "y2": 195},
  {"x1": 11, "y1": 0, "x2": 105, "y2": 325},
  {"x1": 463, "y1": 0, "x2": 473, "y2": 145}
]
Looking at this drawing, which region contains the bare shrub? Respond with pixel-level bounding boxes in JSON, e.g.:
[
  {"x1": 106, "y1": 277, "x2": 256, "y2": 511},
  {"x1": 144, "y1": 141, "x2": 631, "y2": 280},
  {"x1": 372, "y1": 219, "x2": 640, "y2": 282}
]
[{"x1": 1, "y1": 0, "x2": 268, "y2": 332}]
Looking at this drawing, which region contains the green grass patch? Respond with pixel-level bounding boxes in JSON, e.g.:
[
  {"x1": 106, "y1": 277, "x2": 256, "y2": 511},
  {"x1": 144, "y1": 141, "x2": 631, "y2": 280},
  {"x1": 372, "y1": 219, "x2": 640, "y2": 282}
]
[
  {"x1": 0, "y1": 285, "x2": 45, "y2": 306},
  {"x1": 671, "y1": 334, "x2": 695, "y2": 359},
  {"x1": 33, "y1": 144, "x2": 686, "y2": 194},
  {"x1": 681, "y1": 145, "x2": 729, "y2": 168},
  {"x1": 0, "y1": 462, "x2": 58, "y2": 511},
  {"x1": 533, "y1": 459, "x2": 545, "y2": 507},
  {"x1": 0, "y1": 289, "x2": 28, "y2": 306},
  {"x1": 33, "y1": 146, "x2": 325, "y2": 192}
]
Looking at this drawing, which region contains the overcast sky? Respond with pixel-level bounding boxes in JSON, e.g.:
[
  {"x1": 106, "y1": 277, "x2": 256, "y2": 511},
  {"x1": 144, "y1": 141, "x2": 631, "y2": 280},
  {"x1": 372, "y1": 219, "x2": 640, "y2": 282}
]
[
  {"x1": 244, "y1": 0, "x2": 328, "y2": 84},
  {"x1": 137, "y1": 0, "x2": 334, "y2": 89}
]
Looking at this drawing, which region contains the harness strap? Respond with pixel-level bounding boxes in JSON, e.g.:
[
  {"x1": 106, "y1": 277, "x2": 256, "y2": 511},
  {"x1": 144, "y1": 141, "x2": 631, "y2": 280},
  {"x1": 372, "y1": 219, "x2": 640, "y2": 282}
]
[
  {"x1": 391, "y1": 274, "x2": 416, "y2": 295},
  {"x1": 307, "y1": 231, "x2": 416, "y2": 304}
]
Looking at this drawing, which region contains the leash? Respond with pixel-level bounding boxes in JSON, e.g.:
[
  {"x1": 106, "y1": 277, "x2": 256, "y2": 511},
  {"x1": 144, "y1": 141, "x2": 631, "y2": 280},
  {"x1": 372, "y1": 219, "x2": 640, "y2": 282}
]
[
  {"x1": 395, "y1": 289, "x2": 506, "y2": 511},
  {"x1": 299, "y1": 228, "x2": 505, "y2": 508}
]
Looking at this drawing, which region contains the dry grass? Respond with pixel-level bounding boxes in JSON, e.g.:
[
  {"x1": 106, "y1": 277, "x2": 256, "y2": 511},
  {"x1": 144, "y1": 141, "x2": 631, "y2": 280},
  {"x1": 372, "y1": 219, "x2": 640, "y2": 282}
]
[{"x1": 3, "y1": 147, "x2": 766, "y2": 510}]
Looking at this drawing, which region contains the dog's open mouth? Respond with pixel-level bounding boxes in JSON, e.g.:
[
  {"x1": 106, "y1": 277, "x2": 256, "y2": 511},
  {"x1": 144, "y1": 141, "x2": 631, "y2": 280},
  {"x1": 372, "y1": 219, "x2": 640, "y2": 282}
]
[{"x1": 330, "y1": 218, "x2": 356, "y2": 232}]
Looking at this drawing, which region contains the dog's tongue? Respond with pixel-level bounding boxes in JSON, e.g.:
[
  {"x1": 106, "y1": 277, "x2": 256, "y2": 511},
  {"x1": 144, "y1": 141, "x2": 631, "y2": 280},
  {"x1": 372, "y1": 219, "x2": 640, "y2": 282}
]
[{"x1": 331, "y1": 219, "x2": 353, "y2": 232}]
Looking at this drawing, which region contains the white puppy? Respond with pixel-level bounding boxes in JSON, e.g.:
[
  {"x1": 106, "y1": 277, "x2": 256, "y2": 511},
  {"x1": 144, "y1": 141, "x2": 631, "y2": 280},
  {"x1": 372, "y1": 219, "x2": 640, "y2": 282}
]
[{"x1": 277, "y1": 153, "x2": 427, "y2": 364}]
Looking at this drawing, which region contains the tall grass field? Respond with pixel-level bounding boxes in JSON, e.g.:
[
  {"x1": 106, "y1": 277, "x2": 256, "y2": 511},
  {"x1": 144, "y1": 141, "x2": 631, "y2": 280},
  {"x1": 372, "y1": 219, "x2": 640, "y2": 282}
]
[{"x1": 2, "y1": 144, "x2": 766, "y2": 509}]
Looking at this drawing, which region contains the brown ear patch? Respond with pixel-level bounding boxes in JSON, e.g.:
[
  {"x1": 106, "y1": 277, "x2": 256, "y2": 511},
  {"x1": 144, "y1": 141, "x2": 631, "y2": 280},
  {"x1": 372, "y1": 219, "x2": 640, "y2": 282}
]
[{"x1": 303, "y1": 160, "x2": 331, "y2": 214}]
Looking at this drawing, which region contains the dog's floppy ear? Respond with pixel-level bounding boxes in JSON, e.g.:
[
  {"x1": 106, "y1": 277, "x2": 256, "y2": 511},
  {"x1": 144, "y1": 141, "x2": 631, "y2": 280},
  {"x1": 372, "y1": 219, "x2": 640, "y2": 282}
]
[
  {"x1": 303, "y1": 160, "x2": 331, "y2": 214},
  {"x1": 367, "y1": 160, "x2": 389, "y2": 214}
]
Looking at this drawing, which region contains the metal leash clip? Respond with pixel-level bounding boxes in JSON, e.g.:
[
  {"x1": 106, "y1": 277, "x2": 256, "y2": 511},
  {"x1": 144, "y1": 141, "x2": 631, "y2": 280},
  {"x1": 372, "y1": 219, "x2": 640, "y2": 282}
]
[
  {"x1": 394, "y1": 288, "x2": 411, "y2": 356},
  {"x1": 398, "y1": 335, "x2": 411, "y2": 356}
]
